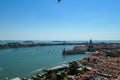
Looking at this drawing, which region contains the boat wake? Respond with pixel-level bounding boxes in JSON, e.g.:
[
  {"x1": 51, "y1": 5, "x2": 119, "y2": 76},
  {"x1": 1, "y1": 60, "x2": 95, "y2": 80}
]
[
  {"x1": 31, "y1": 53, "x2": 38, "y2": 55},
  {"x1": 30, "y1": 68, "x2": 45, "y2": 74},
  {"x1": 0, "y1": 49, "x2": 13, "y2": 55},
  {"x1": 0, "y1": 67, "x2": 2, "y2": 71},
  {"x1": 59, "y1": 61, "x2": 67, "y2": 64}
]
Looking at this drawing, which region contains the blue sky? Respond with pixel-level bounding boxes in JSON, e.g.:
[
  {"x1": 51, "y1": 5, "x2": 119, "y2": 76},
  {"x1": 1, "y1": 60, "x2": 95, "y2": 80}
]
[{"x1": 0, "y1": 0, "x2": 120, "y2": 40}]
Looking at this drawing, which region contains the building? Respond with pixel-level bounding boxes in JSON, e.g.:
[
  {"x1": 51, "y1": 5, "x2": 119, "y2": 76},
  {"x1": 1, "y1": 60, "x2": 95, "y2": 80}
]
[
  {"x1": 62, "y1": 39, "x2": 96, "y2": 55},
  {"x1": 87, "y1": 39, "x2": 96, "y2": 52},
  {"x1": 62, "y1": 46, "x2": 87, "y2": 55}
]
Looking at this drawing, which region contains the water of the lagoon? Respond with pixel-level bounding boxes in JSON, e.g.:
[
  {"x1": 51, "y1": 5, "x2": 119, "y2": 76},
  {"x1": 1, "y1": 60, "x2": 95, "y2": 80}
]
[
  {"x1": 0, "y1": 40, "x2": 119, "y2": 79},
  {"x1": 0, "y1": 45, "x2": 91, "y2": 80}
]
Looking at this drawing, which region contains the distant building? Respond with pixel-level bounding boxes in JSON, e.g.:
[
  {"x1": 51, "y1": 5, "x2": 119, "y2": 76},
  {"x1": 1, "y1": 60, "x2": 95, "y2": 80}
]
[
  {"x1": 62, "y1": 39, "x2": 96, "y2": 55},
  {"x1": 23, "y1": 40, "x2": 34, "y2": 44},
  {"x1": 87, "y1": 39, "x2": 96, "y2": 52},
  {"x1": 7, "y1": 42, "x2": 21, "y2": 48},
  {"x1": 62, "y1": 45, "x2": 87, "y2": 55}
]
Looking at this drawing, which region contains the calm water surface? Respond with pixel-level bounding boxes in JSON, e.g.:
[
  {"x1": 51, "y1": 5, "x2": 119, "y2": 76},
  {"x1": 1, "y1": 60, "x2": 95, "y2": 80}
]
[{"x1": 0, "y1": 45, "x2": 91, "y2": 79}]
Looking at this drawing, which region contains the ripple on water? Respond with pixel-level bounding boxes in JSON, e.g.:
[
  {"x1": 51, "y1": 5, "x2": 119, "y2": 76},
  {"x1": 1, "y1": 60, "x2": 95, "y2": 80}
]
[
  {"x1": 0, "y1": 67, "x2": 2, "y2": 71},
  {"x1": 0, "y1": 49, "x2": 13, "y2": 55},
  {"x1": 58, "y1": 61, "x2": 67, "y2": 64}
]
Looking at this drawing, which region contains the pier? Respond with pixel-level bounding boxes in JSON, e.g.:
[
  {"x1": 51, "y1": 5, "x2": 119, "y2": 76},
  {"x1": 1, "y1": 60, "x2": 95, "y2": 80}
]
[
  {"x1": 45, "y1": 64, "x2": 69, "y2": 71},
  {"x1": 10, "y1": 77, "x2": 21, "y2": 80}
]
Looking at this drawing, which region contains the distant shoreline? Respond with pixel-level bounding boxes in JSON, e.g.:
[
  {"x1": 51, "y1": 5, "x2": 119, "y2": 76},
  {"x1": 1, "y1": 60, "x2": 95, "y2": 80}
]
[
  {"x1": 0, "y1": 42, "x2": 83, "y2": 49},
  {"x1": 0, "y1": 42, "x2": 120, "y2": 49}
]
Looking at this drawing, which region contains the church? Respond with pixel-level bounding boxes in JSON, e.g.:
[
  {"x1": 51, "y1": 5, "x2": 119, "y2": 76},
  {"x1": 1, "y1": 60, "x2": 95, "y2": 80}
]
[
  {"x1": 62, "y1": 39, "x2": 96, "y2": 55},
  {"x1": 87, "y1": 39, "x2": 96, "y2": 52}
]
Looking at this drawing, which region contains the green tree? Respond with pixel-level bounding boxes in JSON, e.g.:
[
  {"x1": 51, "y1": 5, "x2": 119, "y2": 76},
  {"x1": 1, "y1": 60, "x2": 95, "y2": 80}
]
[
  {"x1": 82, "y1": 61, "x2": 88, "y2": 66},
  {"x1": 68, "y1": 61, "x2": 79, "y2": 75},
  {"x1": 46, "y1": 70, "x2": 57, "y2": 80}
]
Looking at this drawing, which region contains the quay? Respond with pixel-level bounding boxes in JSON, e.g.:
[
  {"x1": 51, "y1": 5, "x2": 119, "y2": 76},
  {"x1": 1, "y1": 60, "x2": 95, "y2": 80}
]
[
  {"x1": 44, "y1": 64, "x2": 69, "y2": 71},
  {"x1": 10, "y1": 77, "x2": 21, "y2": 80}
]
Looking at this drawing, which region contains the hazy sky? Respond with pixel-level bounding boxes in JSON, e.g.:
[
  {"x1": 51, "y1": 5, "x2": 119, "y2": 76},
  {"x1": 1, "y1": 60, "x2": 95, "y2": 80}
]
[{"x1": 0, "y1": 0, "x2": 120, "y2": 40}]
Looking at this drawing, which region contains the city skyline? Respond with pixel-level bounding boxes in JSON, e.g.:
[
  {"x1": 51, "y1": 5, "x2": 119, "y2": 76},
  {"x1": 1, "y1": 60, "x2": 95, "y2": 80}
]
[{"x1": 0, "y1": 0, "x2": 120, "y2": 40}]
